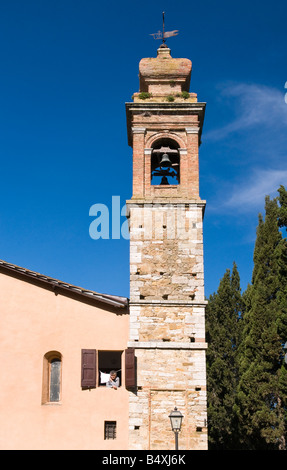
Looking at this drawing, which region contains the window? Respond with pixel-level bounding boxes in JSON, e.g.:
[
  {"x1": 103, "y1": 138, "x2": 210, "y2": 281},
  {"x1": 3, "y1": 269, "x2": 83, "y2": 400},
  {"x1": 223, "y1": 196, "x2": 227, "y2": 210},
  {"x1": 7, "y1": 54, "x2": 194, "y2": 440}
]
[
  {"x1": 42, "y1": 351, "x2": 62, "y2": 404},
  {"x1": 50, "y1": 358, "x2": 61, "y2": 401},
  {"x1": 98, "y1": 351, "x2": 122, "y2": 387},
  {"x1": 81, "y1": 348, "x2": 135, "y2": 389},
  {"x1": 105, "y1": 421, "x2": 117, "y2": 440}
]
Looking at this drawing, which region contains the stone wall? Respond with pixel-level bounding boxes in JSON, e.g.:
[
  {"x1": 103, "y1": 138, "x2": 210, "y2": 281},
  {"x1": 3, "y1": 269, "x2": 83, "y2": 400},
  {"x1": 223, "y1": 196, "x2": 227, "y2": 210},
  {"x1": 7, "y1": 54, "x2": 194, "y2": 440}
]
[
  {"x1": 128, "y1": 203, "x2": 205, "y2": 304},
  {"x1": 127, "y1": 202, "x2": 208, "y2": 450},
  {"x1": 127, "y1": 348, "x2": 207, "y2": 450}
]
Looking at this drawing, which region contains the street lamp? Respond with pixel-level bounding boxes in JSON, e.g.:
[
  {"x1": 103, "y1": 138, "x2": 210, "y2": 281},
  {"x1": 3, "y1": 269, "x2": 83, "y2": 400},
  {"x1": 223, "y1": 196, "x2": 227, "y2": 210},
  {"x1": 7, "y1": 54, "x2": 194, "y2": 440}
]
[{"x1": 169, "y1": 407, "x2": 184, "y2": 450}]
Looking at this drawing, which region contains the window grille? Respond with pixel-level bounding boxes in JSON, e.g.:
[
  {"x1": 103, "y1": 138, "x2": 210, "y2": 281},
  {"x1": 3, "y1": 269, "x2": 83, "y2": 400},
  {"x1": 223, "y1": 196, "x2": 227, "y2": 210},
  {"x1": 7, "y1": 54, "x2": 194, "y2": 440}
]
[{"x1": 104, "y1": 421, "x2": 116, "y2": 440}]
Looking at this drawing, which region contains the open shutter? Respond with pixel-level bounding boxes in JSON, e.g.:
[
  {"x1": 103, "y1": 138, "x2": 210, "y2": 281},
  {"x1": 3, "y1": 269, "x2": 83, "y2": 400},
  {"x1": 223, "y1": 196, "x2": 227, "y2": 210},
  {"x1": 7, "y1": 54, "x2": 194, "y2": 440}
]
[
  {"x1": 125, "y1": 347, "x2": 136, "y2": 388},
  {"x1": 81, "y1": 349, "x2": 97, "y2": 389}
]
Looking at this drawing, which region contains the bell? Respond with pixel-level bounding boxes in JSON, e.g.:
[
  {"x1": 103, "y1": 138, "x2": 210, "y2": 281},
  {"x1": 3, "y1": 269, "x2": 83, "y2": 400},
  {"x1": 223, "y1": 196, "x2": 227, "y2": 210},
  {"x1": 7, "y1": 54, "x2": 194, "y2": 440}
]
[{"x1": 160, "y1": 153, "x2": 172, "y2": 168}]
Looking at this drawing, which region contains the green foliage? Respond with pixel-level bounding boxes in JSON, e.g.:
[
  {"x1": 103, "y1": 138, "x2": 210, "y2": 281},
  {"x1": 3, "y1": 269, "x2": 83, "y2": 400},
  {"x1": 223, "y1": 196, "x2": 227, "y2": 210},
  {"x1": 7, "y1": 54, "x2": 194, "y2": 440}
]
[
  {"x1": 206, "y1": 263, "x2": 243, "y2": 449},
  {"x1": 166, "y1": 95, "x2": 175, "y2": 102},
  {"x1": 181, "y1": 91, "x2": 190, "y2": 99},
  {"x1": 138, "y1": 92, "x2": 152, "y2": 100},
  {"x1": 207, "y1": 186, "x2": 287, "y2": 450},
  {"x1": 278, "y1": 185, "x2": 287, "y2": 231},
  {"x1": 236, "y1": 193, "x2": 287, "y2": 449}
]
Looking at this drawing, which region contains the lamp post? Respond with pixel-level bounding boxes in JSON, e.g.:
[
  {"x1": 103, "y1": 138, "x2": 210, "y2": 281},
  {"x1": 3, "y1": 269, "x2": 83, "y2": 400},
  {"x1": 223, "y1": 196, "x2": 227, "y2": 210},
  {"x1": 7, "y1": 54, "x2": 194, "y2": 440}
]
[{"x1": 169, "y1": 407, "x2": 183, "y2": 450}]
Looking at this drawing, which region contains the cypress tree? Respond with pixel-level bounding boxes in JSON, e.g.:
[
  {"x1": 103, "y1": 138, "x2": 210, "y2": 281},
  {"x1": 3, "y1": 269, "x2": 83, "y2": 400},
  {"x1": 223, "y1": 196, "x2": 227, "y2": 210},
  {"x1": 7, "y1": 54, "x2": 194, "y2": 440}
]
[
  {"x1": 236, "y1": 193, "x2": 287, "y2": 449},
  {"x1": 206, "y1": 263, "x2": 243, "y2": 449},
  {"x1": 277, "y1": 185, "x2": 287, "y2": 449},
  {"x1": 278, "y1": 185, "x2": 287, "y2": 230},
  {"x1": 277, "y1": 185, "x2": 287, "y2": 342}
]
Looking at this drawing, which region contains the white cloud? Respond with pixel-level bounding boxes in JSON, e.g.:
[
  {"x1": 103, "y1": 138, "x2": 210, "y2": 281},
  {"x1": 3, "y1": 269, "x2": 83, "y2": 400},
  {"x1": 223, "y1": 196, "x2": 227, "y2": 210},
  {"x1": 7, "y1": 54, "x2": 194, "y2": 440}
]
[
  {"x1": 205, "y1": 82, "x2": 287, "y2": 141},
  {"x1": 223, "y1": 168, "x2": 287, "y2": 212},
  {"x1": 204, "y1": 82, "x2": 287, "y2": 215}
]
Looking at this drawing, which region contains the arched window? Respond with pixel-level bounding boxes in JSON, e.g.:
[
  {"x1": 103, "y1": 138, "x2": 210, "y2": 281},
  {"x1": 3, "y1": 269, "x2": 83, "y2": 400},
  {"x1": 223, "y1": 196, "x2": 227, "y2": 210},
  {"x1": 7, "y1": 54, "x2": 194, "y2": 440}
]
[
  {"x1": 151, "y1": 138, "x2": 180, "y2": 185},
  {"x1": 42, "y1": 351, "x2": 62, "y2": 404}
]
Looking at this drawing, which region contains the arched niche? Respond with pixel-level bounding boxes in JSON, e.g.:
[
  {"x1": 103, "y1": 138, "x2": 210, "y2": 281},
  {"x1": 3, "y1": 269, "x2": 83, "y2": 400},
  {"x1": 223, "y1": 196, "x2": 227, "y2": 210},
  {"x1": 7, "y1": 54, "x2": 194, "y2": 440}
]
[{"x1": 150, "y1": 138, "x2": 180, "y2": 186}]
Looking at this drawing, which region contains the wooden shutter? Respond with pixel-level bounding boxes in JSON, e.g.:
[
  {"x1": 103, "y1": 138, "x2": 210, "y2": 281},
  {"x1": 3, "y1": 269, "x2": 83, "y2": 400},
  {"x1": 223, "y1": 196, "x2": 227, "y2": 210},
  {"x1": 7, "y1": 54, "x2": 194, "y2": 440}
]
[
  {"x1": 125, "y1": 347, "x2": 136, "y2": 388},
  {"x1": 81, "y1": 349, "x2": 97, "y2": 388}
]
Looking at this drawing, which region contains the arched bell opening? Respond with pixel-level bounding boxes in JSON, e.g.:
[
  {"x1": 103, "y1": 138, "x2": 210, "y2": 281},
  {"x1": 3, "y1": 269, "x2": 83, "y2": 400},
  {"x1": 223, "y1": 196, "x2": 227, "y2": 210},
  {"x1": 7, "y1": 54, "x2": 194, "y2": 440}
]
[{"x1": 151, "y1": 138, "x2": 180, "y2": 186}]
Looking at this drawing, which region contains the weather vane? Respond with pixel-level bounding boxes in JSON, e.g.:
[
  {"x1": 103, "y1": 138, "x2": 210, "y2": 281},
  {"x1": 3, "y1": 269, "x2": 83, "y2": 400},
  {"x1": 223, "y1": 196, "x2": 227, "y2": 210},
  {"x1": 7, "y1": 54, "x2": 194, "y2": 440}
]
[{"x1": 150, "y1": 11, "x2": 179, "y2": 43}]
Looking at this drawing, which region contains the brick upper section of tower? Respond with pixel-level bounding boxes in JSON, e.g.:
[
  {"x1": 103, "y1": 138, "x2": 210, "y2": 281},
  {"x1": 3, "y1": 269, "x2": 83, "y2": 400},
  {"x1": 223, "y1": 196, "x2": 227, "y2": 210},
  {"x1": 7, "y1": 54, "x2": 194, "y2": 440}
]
[{"x1": 133, "y1": 45, "x2": 197, "y2": 102}]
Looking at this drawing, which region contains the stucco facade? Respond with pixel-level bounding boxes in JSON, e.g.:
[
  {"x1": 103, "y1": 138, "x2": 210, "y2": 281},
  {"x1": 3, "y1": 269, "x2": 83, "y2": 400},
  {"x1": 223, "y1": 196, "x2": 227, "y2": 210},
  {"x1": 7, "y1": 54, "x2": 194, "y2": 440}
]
[{"x1": 0, "y1": 263, "x2": 129, "y2": 450}]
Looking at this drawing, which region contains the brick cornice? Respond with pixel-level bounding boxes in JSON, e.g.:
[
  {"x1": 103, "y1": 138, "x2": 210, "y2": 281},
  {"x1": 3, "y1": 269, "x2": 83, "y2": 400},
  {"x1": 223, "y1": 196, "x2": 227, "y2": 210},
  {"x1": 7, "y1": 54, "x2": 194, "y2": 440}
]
[{"x1": 126, "y1": 101, "x2": 206, "y2": 147}]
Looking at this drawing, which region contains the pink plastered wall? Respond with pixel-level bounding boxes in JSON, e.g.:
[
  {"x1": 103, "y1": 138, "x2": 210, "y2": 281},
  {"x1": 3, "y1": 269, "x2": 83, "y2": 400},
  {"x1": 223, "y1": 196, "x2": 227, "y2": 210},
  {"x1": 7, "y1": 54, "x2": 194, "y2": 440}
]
[{"x1": 0, "y1": 272, "x2": 130, "y2": 450}]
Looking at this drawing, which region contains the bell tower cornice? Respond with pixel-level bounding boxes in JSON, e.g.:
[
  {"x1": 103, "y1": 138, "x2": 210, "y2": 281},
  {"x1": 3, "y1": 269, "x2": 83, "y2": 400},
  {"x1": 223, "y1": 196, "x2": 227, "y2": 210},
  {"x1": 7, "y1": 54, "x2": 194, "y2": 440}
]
[{"x1": 126, "y1": 101, "x2": 206, "y2": 148}]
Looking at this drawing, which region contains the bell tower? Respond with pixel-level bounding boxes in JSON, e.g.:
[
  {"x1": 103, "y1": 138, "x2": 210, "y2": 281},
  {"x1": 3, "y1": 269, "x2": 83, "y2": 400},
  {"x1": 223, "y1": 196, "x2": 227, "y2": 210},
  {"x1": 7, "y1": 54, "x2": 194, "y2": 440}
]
[{"x1": 126, "y1": 44, "x2": 208, "y2": 450}]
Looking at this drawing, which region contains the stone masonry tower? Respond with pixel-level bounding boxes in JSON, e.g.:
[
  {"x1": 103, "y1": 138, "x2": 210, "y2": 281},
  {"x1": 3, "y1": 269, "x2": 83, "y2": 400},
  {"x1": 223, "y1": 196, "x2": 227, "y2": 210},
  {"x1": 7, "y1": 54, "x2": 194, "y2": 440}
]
[{"x1": 126, "y1": 44, "x2": 208, "y2": 450}]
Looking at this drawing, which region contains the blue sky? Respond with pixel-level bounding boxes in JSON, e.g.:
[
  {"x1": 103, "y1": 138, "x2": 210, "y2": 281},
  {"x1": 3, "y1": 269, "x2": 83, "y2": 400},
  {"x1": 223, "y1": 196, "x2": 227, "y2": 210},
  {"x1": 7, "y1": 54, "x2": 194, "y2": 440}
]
[{"x1": 0, "y1": 0, "x2": 286, "y2": 299}]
